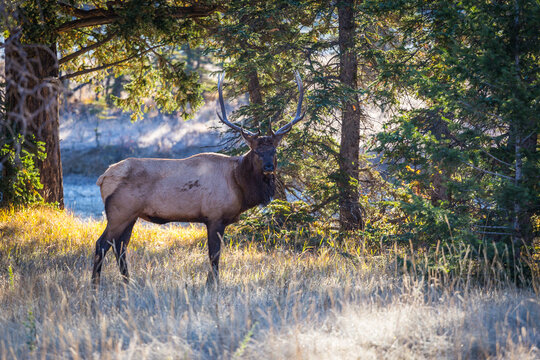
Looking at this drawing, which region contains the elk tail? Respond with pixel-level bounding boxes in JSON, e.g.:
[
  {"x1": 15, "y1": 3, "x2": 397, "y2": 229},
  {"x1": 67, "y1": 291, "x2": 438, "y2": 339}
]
[{"x1": 96, "y1": 173, "x2": 106, "y2": 187}]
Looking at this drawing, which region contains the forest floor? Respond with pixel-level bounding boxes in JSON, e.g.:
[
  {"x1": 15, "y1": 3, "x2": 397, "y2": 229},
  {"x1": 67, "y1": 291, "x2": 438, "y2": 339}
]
[{"x1": 0, "y1": 207, "x2": 538, "y2": 359}]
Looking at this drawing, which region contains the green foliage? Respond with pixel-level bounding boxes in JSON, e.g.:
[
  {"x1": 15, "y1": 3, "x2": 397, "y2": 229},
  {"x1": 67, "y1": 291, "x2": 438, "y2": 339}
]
[
  {"x1": 213, "y1": 0, "x2": 319, "y2": 129},
  {"x1": 14, "y1": 0, "x2": 222, "y2": 120},
  {"x1": 8, "y1": 265, "x2": 14, "y2": 289},
  {"x1": 234, "y1": 200, "x2": 331, "y2": 252},
  {"x1": 372, "y1": 0, "x2": 540, "y2": 252},
  {"x1": 241, "y1": 200, "x2": 315, "y2": 233},
  {"x1": 394, "y1": 237, "x2": 535, "y2": 287},
  {"x1": 19, "y1": 0, "x2": 60, "y2": 44},
  {"x1": 0, "y1": 137, "x2": 46, "y2": 206},
  {"x1": 394, "y1": 241, "x2": 474, "y2": 280},
  {"x1": 113, "y1": 55, "x2": 203, "y2": 121}
]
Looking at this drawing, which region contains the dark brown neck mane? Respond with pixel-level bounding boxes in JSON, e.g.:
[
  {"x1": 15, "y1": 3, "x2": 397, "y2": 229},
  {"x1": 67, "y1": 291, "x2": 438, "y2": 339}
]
[{"x1": 235, "y1": 151, "x2": 275, "y2": 212}]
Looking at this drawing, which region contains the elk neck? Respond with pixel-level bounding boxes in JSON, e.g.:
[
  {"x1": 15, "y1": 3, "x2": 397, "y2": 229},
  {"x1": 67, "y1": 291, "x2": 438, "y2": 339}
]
[{"x1": 234, "y1": 150, "x2": 275, "y2": 212}]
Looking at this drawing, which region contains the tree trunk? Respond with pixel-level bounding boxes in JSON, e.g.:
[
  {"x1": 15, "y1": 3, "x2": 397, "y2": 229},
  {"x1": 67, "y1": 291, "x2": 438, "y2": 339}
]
[
  {"x1": 518, "y1": 131, "x2": 537, "y2": 247},
  {"x1": 510, "y1": 0, "x2": 535, "y2": 253},
  {"x1": 5, "y1": 34, "x2": 64, "y2": 207},
  {"x1": 247, "y1": 71, "x2": 264, "y2": 107},
  {"x1": 337, "y1": 0, "x2": 364, "y2": 231}
]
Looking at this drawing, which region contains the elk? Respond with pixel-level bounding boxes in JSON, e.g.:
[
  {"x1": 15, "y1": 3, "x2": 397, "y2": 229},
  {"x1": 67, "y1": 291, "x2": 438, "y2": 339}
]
[{"x1": 91, "y1": 72, "x2": 304, "y2": 287}]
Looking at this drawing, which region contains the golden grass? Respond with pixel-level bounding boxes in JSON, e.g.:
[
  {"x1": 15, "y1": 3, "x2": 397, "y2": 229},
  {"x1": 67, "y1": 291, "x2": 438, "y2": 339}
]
[
  {"x1": 0, "y1": 206, "x2": 207, "y2": 255},
  {"x1": 0, "y1": 207, "x2": 538, "y2": 359}
]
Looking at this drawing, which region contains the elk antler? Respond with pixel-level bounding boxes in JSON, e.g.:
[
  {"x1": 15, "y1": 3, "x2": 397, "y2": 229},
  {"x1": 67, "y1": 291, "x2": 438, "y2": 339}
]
[
  {"x1": 217, "y1": 73, "x2": 258, "y2": 137},
  {"x1": 274, "y1": 71, "x2": 305, "y2": 136},
  {"x1": 267, "y1": 109, "x2": 282, "y2": 136}
]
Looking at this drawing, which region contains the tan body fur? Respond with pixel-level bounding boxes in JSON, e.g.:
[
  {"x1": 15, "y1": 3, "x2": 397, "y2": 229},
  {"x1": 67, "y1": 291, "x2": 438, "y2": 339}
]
[{"x1": 97, "y1": 154, "x2": 244, "y2": 227}]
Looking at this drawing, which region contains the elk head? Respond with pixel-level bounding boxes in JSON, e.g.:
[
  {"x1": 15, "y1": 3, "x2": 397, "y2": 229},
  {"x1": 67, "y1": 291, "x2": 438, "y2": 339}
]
[{"x1": 216, "y1": 71, "x2": 305, "y2": 176}]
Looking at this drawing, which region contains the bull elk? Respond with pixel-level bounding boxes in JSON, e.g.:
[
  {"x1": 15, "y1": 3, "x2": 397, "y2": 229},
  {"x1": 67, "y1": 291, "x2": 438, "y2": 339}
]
[{"x1": 91, "y1": 72, "x2": 304, "y2": 287}]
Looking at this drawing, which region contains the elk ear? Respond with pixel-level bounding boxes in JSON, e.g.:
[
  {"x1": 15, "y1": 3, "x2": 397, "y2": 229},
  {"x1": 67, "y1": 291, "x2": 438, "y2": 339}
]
[
  {"x1": 272, "y1": 133, "x2": 286, "y2": 147},
  {"x1": 242, "y1": 133, "x2": 258, "y2": 149}
]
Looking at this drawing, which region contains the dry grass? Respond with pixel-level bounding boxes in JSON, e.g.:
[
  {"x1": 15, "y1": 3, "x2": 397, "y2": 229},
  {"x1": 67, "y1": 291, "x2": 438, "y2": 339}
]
[{"x1": 0, "y1": 207, "x2": 538, "y2": 359}]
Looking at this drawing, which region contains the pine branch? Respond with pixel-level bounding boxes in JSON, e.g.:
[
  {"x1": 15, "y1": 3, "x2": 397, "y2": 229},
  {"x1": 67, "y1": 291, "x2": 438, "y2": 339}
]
[
  {"x1": 56, "y1": 16, "x2": 119, "y2": 33},
  {"x1": 59, "y1": 32, "x2": 116, "y2": 65},
  {"x1": 59, "y1": 46, "x2": 161, "y2": 80},
  {"x1": 310, "y1": 194, "x2": 339, "y2": 213},
  {"x1": 462, "y1": 161, "x2": 513, "y2": 180},
  {"x1": 472, "y1": 230, "x2": 513, "y2": 236},
  {"x1": 57, "y1": 2, "x2": 111, "y2": 19},
  {"x1": 481, "y1": 148, "x2": 512, "y2": 167},
  {"x1": 56, "y1": 4, "x2": 221, "y2": 33},
  {"x1": 520, "y1": 131, "x2": 536, "y2": 145},
  {"x1": 474, "y1": 225, "x2": 512, "y2": 229}
]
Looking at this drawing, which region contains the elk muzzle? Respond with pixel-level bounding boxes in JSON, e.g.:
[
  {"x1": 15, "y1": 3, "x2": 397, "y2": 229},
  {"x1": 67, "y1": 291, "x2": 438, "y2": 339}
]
[{"x1": 263, "y1": 163, "x2": 275, "y2": 175}]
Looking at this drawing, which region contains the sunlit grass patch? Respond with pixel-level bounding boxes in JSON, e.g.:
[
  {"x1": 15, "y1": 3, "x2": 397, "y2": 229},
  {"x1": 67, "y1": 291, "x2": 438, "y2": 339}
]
[
  {"x1": 0, "y1": 206, "x2": 207, "y2": 256},
  {"x1": 0, "y1": 206, "x2": 100, "y2": 277},
  {"x1": 0, "y1": 207, "x2": 538, "y2": 359},
  {"x1": 0, "y1": 206, "x2": 208, "y2": 290}
]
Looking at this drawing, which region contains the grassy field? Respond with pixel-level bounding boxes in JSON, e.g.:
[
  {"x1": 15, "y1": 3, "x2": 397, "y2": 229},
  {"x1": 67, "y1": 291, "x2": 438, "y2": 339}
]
[{"x1": 0, "y1": 207, "x2": 538, "y2": 359}]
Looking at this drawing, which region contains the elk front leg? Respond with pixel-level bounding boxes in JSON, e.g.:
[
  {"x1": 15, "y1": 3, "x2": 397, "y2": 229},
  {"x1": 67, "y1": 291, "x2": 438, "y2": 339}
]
[
  {"x1": 206, "y1": 221, "x2": 226, "y2": 286},
  {"x1": 92, "y1": 228, "x2": 113, "y2": 288}
]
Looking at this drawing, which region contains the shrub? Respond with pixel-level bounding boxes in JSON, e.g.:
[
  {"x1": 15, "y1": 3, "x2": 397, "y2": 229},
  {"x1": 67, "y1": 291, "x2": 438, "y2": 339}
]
[{"x1": 0, "y1": 136, "x2": 46, "y2": 206}]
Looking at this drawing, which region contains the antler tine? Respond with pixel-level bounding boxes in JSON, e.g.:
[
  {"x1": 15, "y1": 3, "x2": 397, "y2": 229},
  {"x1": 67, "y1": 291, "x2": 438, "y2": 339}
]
[
  {"x1": 267, "y1": 111, "x2": 277, "y2": 136},
  {"x1": 274, "y1": 71, "x2": 305, "y2": 136},
  {"x1": 217, "y1": 73, "x2": 257, "y2": 137}
]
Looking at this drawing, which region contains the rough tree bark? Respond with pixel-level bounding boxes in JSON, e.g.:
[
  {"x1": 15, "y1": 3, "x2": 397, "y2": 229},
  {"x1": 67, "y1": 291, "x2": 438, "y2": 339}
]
[
  {"x1": 247, "y1": 71, "x2": 264, "y2": 107},
  {"x1": 337, "y1": 0, "x2": 364, "y2": 231},
  {"x1": 5, "y1": 34, "x2": 64, "y2": 206}
]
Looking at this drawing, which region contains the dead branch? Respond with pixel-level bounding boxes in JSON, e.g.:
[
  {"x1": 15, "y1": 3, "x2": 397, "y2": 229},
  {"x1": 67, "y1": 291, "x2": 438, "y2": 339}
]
[{"x1": 59, "y1": 45, "x2": 162, "y2": 80}]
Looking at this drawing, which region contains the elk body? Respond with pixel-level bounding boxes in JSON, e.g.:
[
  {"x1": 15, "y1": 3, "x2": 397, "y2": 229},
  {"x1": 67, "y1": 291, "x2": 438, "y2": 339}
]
[{"x1": 91, "y1": 72, "x2": 304, "y2": 287}]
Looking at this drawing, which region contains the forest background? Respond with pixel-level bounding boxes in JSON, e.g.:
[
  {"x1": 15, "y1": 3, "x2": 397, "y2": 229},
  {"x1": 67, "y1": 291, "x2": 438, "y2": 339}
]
[
  {"x1": 2, "y1": 0, "x2": 538, "y2": 272},
  {"x1": 0, "y1": 1, "x2": 539, "y2": 358}
]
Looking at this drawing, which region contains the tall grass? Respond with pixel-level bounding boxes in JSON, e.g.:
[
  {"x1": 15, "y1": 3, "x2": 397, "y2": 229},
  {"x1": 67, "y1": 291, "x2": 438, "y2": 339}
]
[{"x1": 0, "y1": 207, "x2": 538, "y2": 359}]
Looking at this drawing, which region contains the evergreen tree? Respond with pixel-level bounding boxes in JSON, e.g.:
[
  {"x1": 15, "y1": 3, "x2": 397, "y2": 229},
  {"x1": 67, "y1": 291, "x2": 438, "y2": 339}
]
[
  {"x1": 213, "y1": 1, "x2": 390, "y2": 232},
  {"x1": 374, "y1": 0, "x2": 539, "y2": 260}
]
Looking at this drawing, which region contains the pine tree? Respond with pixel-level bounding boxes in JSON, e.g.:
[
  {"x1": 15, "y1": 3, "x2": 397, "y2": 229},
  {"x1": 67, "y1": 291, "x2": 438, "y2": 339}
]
[{"x1": 374, "y1": 0, "x2": 539, "y2": 260}]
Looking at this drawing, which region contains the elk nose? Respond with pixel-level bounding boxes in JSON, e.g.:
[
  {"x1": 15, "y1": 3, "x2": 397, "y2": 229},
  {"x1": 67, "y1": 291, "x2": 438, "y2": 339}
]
[{"x1": 263, "y1": 164, "x2": 274, "y2": 172}]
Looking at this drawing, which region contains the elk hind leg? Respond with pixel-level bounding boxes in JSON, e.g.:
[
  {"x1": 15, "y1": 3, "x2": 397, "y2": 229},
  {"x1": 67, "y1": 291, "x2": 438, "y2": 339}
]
[
  {"x1": 112, "y1": 220, "x2": 136, "y2": 284},
  {"x1": 91, "y1": 220, "x2": 136, "y2": 288}
]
